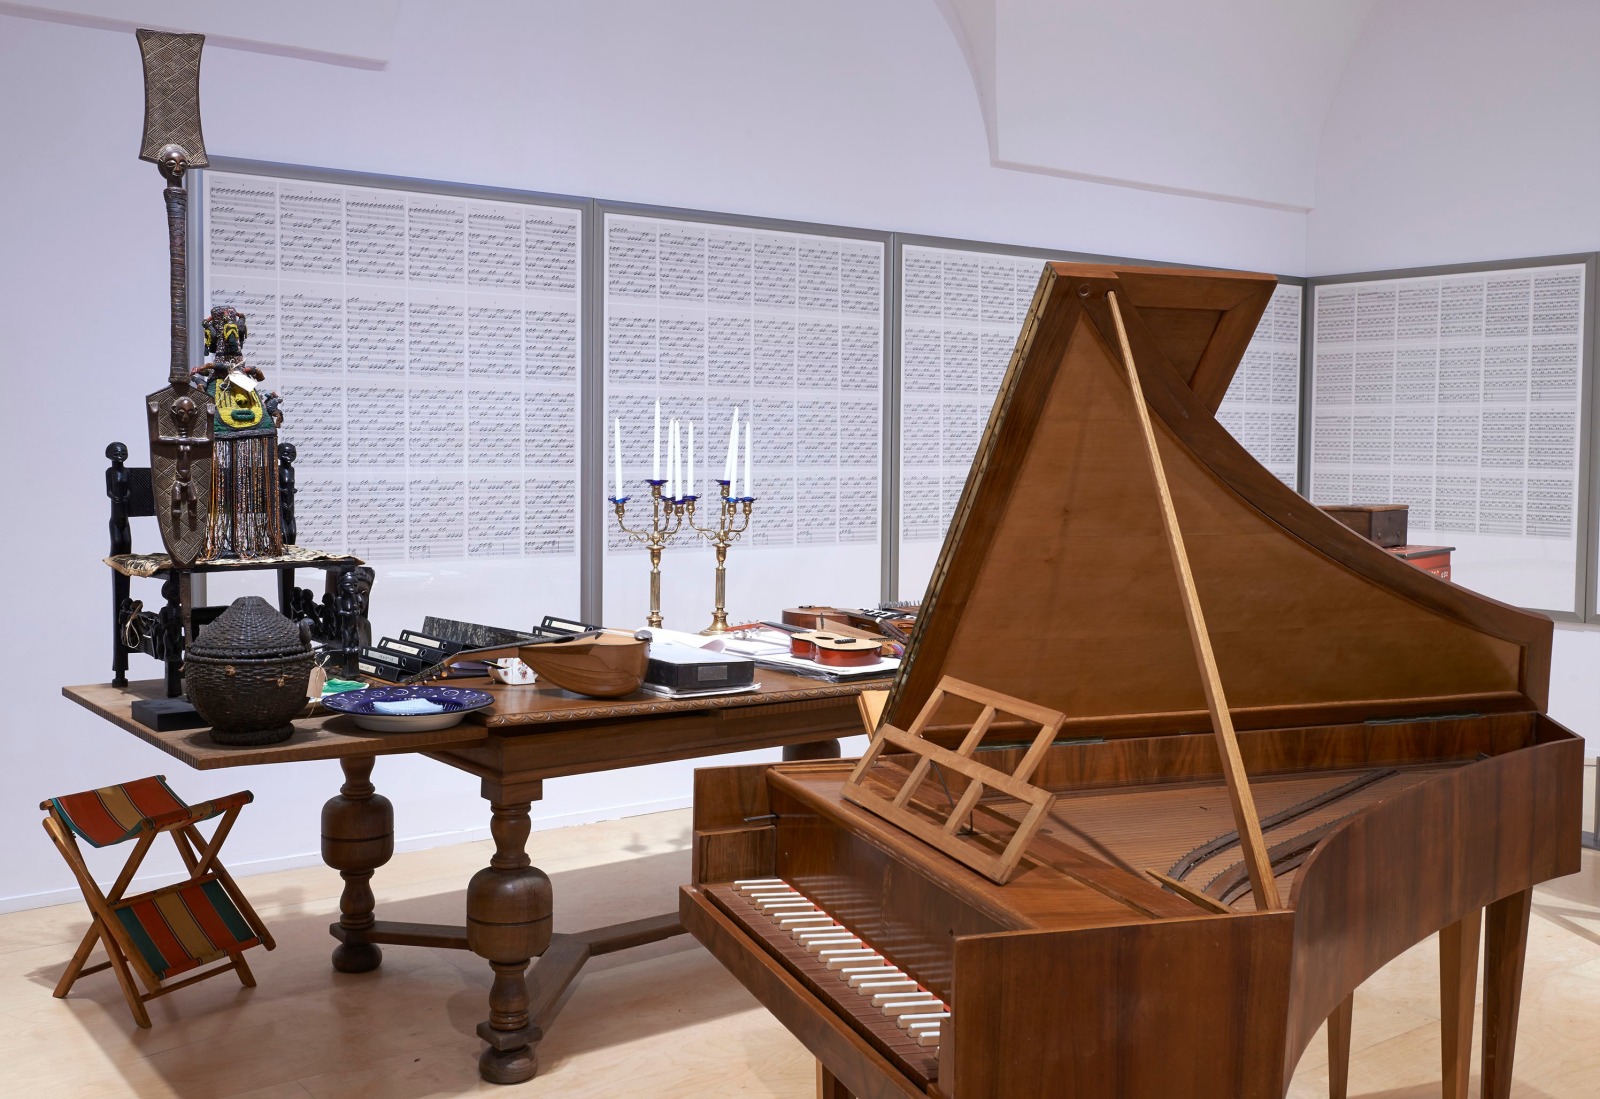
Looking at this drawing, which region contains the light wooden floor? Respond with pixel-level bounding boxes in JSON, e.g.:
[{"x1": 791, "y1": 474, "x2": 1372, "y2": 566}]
[{"x1": 5, "y1": 807, "x2": 1597, "y2": 1098}]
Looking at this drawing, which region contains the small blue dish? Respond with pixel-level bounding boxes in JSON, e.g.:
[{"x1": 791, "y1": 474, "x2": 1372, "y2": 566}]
[{"x1": 322, "y1": 685, "x2": 495, "y2": 731}]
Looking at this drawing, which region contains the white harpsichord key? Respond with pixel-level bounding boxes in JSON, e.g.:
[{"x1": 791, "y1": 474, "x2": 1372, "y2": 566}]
[
  {"x1": 794, "y1": 924, "x2": 844, "y2": 937},
  {"x1": 872, "y1": 990, "x2": 931, "y2": 1006},
  {"x1": 816, "y1": 943, "x2": 871, "y2": 957},
  {"x1": 803, "y1": 935, "x2": 859, "y2": 951},
  {"x1": 883, "y1": 998, "x2": 943, "y2": 1017},
  {"x1": 828, "y1": 953, "x2": 886, "y2": 970},
  {"x1": 843, "y1": 967, "x2": 901, "y2": 985},
  {"x1": 897, "y1": 1011, "x2": 950, "y2": 1030},
  {"x1": 733, "y1": 879, "x2": 786, "y2": 890},
  {"x1": 857, "y1": 985, "x2": 921, "y2": 1004}
]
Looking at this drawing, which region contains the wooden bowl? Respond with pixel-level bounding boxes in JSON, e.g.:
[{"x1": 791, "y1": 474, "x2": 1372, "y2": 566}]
[{"x1": 518, "y1": 633, "x2": 649, "y2": 698}]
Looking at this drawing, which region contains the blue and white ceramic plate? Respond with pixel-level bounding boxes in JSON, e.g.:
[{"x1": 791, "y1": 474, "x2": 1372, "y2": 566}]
[{"x1": 321, "y1": 685, "x2": 495, "y2": 732}]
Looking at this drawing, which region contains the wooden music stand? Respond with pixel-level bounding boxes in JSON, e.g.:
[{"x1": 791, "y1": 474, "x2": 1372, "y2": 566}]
[{"x1": 841, "y1": 675, "x2": 1066, "y2": 884}]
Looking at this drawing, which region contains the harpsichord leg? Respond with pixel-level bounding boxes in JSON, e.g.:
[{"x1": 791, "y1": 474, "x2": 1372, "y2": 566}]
[
  {"x1": 817, "y1": 1061, "x2": 853, "y2": 1099},
  {"x1": 468, "y1": 785, "x2": 552, "y2": 1084},
  {"x1": 1481, "y1": 889, "x2": 1532, "y2": 1099},
  {"x1": 1440, "y1": 908, "x2": 1482, "y2": 1099},
  {"x1": 321, "y1": 754, "x2": 393, "y2": 973},
  {"x1": 1326, "y1": 992, "x2": 1353, "y2": 1099}
]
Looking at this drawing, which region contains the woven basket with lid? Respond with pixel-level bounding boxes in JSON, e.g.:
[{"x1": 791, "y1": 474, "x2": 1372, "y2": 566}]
[{"x1": 186, "y1": 596, "x2": 313, "y2": 746}]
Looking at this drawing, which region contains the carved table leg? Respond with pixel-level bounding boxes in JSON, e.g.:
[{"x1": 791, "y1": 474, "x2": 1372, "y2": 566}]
[
  {"x1": 468, "y1": 786, "x2": 552, "y2": 1084},
  {"x1": 1481, "y1": 888, "x2": 1533, "y2": 1099},
  {"x1": 1440, "y1": 908, "x2": 1482, "y2": 1099},
  {"x1": 320, "y1": 755, "x2": 393, "y2": 973}
]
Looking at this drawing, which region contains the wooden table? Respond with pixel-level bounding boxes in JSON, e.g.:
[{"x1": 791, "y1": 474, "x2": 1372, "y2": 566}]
[{"x1": 64, "y1": 671, "x2": 880, "y2": 1084}]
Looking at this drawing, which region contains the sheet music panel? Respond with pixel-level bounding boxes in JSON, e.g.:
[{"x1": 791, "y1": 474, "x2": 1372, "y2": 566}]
[
  {"x1": 1309, "y1": 264, "x2": 1586, "y2": 614},
  {"x1": 1215, "y1": 285, "x2": 1303, "y2": 488},
  {"x1": 601, "y1": 212, "x2": 885, "y2": 629},
  {"x1": 897, "y1": 245, "x2": 1304, "y2": 599},
  {"x1": 200, "y1": 169, "x2": 583, "y2": 631}
]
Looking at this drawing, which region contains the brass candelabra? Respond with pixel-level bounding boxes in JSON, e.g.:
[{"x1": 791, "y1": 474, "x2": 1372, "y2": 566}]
[
  {"x1": 610, "y1": 480, "x2": 685, "y2": 629},
  {"x1": 686, "y1": 480, "x2": 755, "y2": 635}
]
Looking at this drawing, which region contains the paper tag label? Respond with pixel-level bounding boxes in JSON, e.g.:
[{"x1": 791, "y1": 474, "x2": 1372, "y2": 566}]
[{"x1": 227, "y1": 370, "x2": 259, "y2": 393}]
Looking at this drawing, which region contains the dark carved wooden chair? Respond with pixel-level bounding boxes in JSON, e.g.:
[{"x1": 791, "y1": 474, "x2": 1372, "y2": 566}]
[{"x1": 106, "y1": 441, "x2": 373, "y2": 694}]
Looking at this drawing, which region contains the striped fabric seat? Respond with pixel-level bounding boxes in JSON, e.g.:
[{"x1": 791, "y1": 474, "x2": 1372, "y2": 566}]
[
  {"x1": 46, "y1": 776, "x2": 250, "y2": 848},
  {"x1": 112, "y1": 878, "x2": 262, "y2": 981},
  {"x1": 43, "y1": 772, "x2": 272, "y2": 1027}
]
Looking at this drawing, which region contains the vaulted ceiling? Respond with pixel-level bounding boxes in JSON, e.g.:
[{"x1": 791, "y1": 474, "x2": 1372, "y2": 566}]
[
  {"x1": 934, "y1": 0, "x2": 1379, "y2": 211},
  {"x1": 10, "y1": 0, "x2": 1377, "y2": 214}
]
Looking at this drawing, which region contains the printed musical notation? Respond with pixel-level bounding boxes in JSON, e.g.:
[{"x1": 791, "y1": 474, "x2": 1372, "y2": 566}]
[
  {"x1": 898, "y1": 246, "x2": 1043, "y2": 545},
  {"x1": 1215, "y1": 284, "x2": 1303, "y2": 487},
  {"x1": 602, "y1": 214, "x2": 885, "y2": 551},
  {"x1": 1309, "y1": 264, "x2": 1585, "y2": 611},
  {"x1": 1310, "y1": 266, "x2": 1582, "y2": 538},
  {"x1": 204, "y1": 171, "x2": 582, "y2": 561}
]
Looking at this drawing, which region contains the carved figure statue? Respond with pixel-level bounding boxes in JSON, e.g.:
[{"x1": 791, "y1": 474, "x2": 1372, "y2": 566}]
[{"x1": 197, "y1": 305, "x2": 286, "y2": 559}]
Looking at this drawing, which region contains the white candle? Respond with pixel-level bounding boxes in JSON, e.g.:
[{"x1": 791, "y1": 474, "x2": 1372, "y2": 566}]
[
  {"x1": 724, "y1": 407, "x2": 740, "y2": 482},
  {"x1": 652, "y1": 400, "x2": 661, "y2": 481},
  {"x1": 743, "y1": 421, "x2": 752, "y2": 498},
  {"x1": 667, "y1": 419, "x2": 677, "y2": 499},
  {"x1": 687, "y1": 421, "x2": 695, "y2": 497},
  {"x1": 673, "y1": 419, "x2": 683, "y2": 500},
  {"x1": 613, "y1": 417, "x2": 622, "y2": 499}
]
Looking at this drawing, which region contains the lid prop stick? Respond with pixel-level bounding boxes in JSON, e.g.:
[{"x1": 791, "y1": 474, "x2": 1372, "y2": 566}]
[
  {"x1": 1106, "y1": 288, "x2": 1281, "y2": 912},
  {"x1": 137, "y1": 29, "x2": 214, "y2": 568}
]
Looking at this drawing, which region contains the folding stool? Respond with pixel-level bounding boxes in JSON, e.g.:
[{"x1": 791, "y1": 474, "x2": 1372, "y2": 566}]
[{"x1": 41, "y1": 775, "x2": 275, "y2": 1027}]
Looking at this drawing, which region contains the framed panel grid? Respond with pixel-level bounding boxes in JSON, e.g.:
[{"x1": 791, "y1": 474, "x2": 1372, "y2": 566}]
[
  {"x1": 1308, "y1": 257, "x2": 1593, "y2": 618},
  {"x1": 598, "y1": 205, "x2": 889, "y2": 631},
  {"x1": 198, "y1": 165, "x2": 584, "y2": 567}
]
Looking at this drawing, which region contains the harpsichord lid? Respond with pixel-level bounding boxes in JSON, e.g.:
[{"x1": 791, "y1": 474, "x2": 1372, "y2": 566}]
[{"x1": 886, "y1": 263, "x2": 1551, "y2": 739}]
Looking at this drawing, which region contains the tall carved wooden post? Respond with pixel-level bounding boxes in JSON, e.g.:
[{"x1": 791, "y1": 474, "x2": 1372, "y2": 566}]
[
  {"x1": 467, "y1": 783, "x2": 552, "y2": 1084},
  {"x1": 320, "y1": 755, "x2": 394, "y2": 973}
]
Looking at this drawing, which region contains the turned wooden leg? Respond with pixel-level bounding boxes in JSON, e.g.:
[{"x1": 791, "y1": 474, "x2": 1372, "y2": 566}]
[
  {"x1": 320, "y1": 755, "x2": 393, "y2": 973},
  {"x1": 1481, "y1": 889, "x2": 1533, "y2": 1099},
  {"x1": 1326, "y1": 992, "x2": 1353, "y2": 1099},
  {"x1": 468, "y1": 790, "x2": 552, "y2": 1085},
  {"x1": 817, "y1": 1061, "x2": 853, "y2": 1098},
  {"x1": 1440, "y1": 908, "x2": 1482, "y2": 1099}
]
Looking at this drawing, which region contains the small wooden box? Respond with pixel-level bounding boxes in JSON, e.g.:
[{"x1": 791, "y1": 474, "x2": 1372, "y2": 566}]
[
  {"x1": 1387, "y1": 544, "x2": 1453, "y2": 582},
  {"x1": 1320, "y1": 504, "x2": 1408, "y2": 547}
]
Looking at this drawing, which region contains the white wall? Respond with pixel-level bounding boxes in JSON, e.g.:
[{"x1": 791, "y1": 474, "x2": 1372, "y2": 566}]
[
  {"x1": 1310, "y1": 0, "x2": 1600, "y2": 754},
  {"x1": 0, "y1": 1, "x2": 1307, "y2": 910},
  {"x1": 1310, "y1": 0, "x2": 1600, "y2": 273}
]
